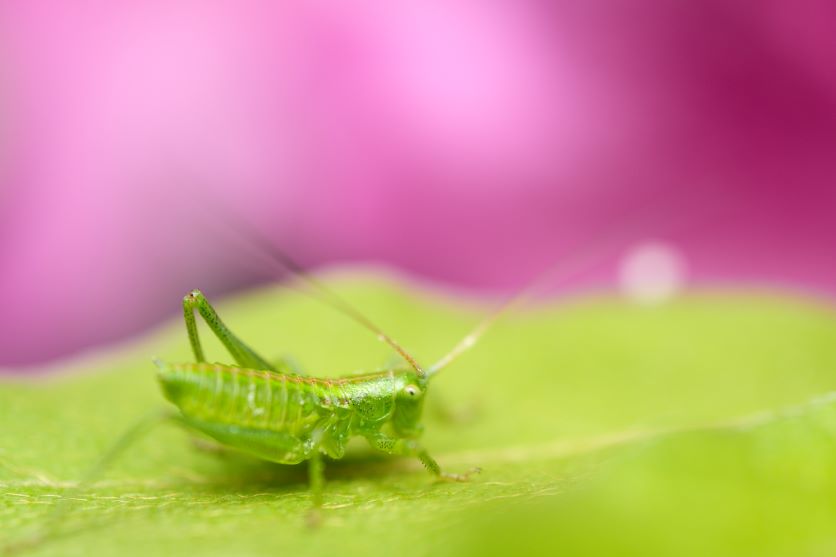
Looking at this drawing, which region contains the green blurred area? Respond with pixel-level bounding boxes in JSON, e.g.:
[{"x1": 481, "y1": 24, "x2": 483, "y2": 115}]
[
  {"x1": 447, "y1": 397, "x2": 836, "y2": 557},
  {"x1": 1, "y1": 271, "x2": 834, "y2": 556}
]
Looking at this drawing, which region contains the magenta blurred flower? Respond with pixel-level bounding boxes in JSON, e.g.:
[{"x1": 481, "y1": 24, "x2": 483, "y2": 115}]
[{"x1": 0, "y1": 1, "x2": 834, "y2": 367}]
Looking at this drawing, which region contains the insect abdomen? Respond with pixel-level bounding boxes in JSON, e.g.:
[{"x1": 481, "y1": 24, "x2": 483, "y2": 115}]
[{"x1": 157, "y1": 362, "x2": 336, "y2": 435}]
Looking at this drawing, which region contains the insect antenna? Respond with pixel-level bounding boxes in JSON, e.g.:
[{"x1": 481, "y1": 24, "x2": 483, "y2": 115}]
[
  {"x1": 427, "y1": 201, "x2": 698, "y2": 376},
  {"x1": 217, "y1": 215, "x2": 427, "y2": 379},
  {"x1": 427, "y1": 233, "x2": 618, "y2": 376}
]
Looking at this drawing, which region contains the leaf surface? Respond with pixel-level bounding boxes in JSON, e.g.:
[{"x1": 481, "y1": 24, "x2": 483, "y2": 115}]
[{"x1": 1, "y1": 272, "x2": 834, "y2": 556}]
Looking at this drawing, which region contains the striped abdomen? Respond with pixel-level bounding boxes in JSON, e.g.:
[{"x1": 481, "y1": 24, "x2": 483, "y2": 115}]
[{"x1": 157, "y1": 362, "x2": 351, "y2": 436}]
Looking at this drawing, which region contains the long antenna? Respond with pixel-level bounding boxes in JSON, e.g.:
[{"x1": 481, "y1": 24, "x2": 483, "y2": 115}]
[
  {"x1": 427, "y1": 235, "x2": 616, "y2": 375},
  {"x1": 217, "y1": 215, "x2": 426, "y2": 379},
  {"x1": 427, "y1": 201, "x2": 695, "y2": 376}
]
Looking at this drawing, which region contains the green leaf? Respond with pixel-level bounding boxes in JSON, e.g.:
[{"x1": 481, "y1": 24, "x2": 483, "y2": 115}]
[{"x1": 1, "y1": 271, "x2": 835, "y2": 556}]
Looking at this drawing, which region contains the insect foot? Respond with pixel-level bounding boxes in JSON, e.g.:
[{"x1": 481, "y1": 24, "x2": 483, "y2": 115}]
[
  {"x1": 438, "y1": 466, "x2": 482, "y2": 483},
  {"x1": 305, "y1": 508, "x2": 324, "y2": 529}
]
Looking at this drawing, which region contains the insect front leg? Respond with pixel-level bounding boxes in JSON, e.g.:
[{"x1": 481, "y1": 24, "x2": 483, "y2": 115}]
[{"x1": 365, "y1": 433, "x2": 479, "y2": 482}]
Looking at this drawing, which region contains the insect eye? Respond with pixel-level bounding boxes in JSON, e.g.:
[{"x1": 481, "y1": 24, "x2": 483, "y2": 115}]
[{"x1": 403, "y1": 385, "x2": 421, "y2": 397}]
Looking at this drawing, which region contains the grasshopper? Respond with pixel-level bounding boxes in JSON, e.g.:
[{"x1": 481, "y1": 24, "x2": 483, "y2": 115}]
[{"x1": 157, "y1": 284, "x2": 480, "y2": 510}]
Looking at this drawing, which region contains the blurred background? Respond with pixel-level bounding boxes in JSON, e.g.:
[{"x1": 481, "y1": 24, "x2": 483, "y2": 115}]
[{"x1": 1, "y1": 0, "x2": 834, "y2": 368}]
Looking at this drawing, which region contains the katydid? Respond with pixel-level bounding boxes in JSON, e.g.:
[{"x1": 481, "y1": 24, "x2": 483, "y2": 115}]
[{"x1": 159, "y1": 286, "x2": 478, "y2": 511}]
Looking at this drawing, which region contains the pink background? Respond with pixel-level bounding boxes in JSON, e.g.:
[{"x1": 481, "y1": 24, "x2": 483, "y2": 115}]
[{"x1": 1, "y1": 1, "x2": 834, "y2": 367}]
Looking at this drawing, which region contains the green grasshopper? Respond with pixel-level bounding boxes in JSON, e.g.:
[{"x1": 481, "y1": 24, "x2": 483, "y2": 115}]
[{"x1": 157, "y1": 284, "x2": 480, "y2": 510}]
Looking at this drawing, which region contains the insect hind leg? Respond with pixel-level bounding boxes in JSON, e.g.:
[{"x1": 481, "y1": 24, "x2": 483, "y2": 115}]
[
  {"x1": 2, "y1": 410, "x2": 175, "y2": 556},
  {"x1": 182, "y1": 289, "x2": 275, "y2": 371}
]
